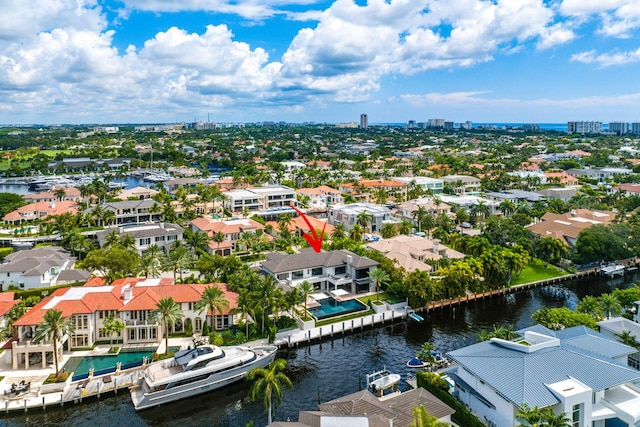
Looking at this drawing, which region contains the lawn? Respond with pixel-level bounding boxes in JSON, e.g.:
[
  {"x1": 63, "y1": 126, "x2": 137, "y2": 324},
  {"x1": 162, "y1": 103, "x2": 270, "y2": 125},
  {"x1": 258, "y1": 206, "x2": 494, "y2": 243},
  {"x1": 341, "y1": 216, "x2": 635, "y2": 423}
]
[
  {"x1": 510, "y1": 259, "x2": 569, "y2": 286},
  {"x1": 357, "y1": 292, "x2": 390, "y2": 305}
]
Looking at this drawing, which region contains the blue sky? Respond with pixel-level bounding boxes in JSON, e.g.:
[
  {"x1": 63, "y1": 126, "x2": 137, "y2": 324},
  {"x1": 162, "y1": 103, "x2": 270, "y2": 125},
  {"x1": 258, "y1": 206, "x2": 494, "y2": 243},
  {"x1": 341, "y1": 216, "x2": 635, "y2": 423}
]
[{"x1": 1, "y1": 0, "x2": 639, "y2": 125}]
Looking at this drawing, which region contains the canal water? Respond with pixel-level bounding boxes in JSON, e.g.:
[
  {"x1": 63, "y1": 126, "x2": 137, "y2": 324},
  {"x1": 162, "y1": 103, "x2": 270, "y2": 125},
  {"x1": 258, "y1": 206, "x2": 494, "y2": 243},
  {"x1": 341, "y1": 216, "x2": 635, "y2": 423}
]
[{"x1": 3, "y1": 273, "x2": 638, "y2": 427}]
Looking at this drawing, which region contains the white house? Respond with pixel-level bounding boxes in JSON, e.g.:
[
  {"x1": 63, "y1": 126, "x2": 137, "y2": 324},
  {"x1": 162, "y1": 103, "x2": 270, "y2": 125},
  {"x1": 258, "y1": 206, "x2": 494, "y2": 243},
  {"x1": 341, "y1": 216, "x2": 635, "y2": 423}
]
[
  {"x1": 328, "y1": 202, "x2": 394, "y2": 233},
  {"x1": 95, "y1": 223, "x2": 183, "y2": 254},
  {"x1": 447, "y1": 325, "x2": 640, "y2": 427},
  {"x1": 0, "y1": 247, "x2": 76, "y2": 290},
  {"x1": 261, "y1": 248, "x2": 379, "y2": 295}
]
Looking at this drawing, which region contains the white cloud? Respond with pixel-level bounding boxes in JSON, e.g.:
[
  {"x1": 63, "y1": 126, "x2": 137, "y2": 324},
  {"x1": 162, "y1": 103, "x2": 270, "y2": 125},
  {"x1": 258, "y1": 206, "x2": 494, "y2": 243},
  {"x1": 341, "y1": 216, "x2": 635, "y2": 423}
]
[
  {"x1": 560, "y1": 0, "x2": 640, "y2": 38},
  {"x1": 0, "y1": 0, "x2": 106, "y2": 41},
  {"x1": 570, "y1": 47, "x2": 640, "y2": 66}
]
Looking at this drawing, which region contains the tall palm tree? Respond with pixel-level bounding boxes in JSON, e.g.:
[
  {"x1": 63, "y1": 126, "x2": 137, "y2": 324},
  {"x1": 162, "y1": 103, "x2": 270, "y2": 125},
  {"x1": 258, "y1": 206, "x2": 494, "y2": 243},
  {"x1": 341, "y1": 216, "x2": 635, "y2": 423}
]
[
  {"x1": 368, "y1": 267, "x2": 390, "y2": 304},
  {"x1": 515, "y1": 403, "x2": 544, "y2": 427},
  {"x1": 102, "y1": 313, "x2": 125, "y2": 345},
  {"x1": 151, "y1": 296, "x2": 184, "y2": 354},
  {"x1": 499, "y1": 200, "x2": 517, "y2": 217},
  {"x1": 412, "y1": 206, "x2": 428, "y2": 233},
  {"x1": 32, "y1": 308, "x2": 74, "y2": 377},
  {"x1": 247, "y1": 358, "x2": 293, "y2": 425},
  {"x1": 615, "y1": 330, "x2": 640, "y2": 349},
  {"x1": 349, "y1": 223, "x2": 364, "y2": 242},
  {"x1": 330, "y1": 223, "x2": 347, "y2": 240},
  {"x1": 165, "y1": 243, "x2": 193, "y2": 282},
  {"x1": 298, "y1": 281, "x2": 315, "y2": 319},
  {"x1": 380, "y1": 222, "x2": 397, "y2": 239},
  {"x1": 576, "y1": 295, "x2": 603, "y2": 320},
  {"x1": 196, "y1": 285, "x2": 230, "y2": 333},
  {"x1": 356, "y1": 209, "x2": 373, "y2": 232},
  {"x1": 599, "y1": 293, "x2": 623, "y2": 319},
  {"x1": 410, "y1": 405, "x2": 449, "y2": 427},
  {"x1": 212, "y1": 231, "x2": 226, "y2": 252}
]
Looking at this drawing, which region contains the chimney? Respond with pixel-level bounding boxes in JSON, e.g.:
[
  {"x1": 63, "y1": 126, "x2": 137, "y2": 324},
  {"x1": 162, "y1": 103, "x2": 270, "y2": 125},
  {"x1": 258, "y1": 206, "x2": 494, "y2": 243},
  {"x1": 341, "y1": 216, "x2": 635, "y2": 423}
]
[
  {"x1": 123, "y1": 285, "x2": 133, "y2": 303},
  {"x1": 432, "y1": 242, "x2": 439, "y2": 254}
]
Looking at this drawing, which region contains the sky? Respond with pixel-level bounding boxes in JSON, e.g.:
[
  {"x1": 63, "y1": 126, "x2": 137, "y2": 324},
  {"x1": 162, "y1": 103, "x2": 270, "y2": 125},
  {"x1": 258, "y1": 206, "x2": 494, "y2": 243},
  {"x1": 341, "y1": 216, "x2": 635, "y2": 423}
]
[{"x1": 1, "y1": 0, "x2": 640, "y2": 125}]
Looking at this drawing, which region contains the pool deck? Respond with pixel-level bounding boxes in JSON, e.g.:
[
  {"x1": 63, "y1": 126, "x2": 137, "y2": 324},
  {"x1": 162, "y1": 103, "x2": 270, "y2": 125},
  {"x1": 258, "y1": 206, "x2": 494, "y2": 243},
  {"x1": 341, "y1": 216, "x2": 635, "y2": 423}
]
[
  {"x1": 0, "y1": 296, "x2": 411, "y2": 414},
  {"x1": 0, "y1": 336, "x2": 196, "y2": 414}
]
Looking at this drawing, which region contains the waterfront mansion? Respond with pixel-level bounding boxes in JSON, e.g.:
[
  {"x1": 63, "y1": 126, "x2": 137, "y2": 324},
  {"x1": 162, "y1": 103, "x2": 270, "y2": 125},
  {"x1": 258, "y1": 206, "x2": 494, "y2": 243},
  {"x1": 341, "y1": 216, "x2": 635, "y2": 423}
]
[{"x1": 9, "y1": 277, "x2": 238, "y2": 371}]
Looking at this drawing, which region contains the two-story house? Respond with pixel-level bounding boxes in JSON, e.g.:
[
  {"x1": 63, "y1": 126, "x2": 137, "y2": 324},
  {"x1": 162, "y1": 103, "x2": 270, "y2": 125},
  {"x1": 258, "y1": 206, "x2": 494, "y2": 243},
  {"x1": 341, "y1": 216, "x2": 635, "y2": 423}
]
[
  {"x1": 190, "y1": 217, "x2": 266, "y2": 255},
  {"x1": 11, "y1": 277, "x2": 238, "y2": 370},
  {"x1": 328, "y1": 203, "x2": 393, "y2": 233},
  {"x1": 0, "y1": 247, "x2": 76, "y2": 290},
  {"x1": 223, "y1": 185, "x2": 297, "y2": 214},
  {"x1": 447, "y1": 325, "x2": 640, "y2": 427},
  {"x1": 261, "y1": 248, "x2": 378, "y2": 295},
  {"x1": 95, "y1": 223, "x2": 184, "y2": 254},
  {"x1": 99, "y1": 199, "x2": 163, "y2": 225}
]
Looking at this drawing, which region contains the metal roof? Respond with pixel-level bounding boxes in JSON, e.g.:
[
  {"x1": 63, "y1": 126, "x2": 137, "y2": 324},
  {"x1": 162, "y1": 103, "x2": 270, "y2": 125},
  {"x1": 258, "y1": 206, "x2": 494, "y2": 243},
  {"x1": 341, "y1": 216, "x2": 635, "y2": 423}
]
[{"x1": 448, "y1": 326, "x2": 640, "y2": 409}]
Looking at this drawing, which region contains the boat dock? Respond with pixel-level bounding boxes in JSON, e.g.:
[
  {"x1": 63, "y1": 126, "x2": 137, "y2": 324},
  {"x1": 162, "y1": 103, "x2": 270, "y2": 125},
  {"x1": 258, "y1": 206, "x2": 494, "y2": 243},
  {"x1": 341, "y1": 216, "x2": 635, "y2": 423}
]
[{"x1": 1, "y1": 368, "x2": 142, "y2": 415}]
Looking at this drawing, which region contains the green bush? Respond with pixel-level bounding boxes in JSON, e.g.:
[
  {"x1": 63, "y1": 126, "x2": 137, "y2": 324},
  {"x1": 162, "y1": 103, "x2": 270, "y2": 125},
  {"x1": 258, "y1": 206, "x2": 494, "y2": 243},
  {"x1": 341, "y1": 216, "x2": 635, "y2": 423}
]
[
  {"x1": 24, "y1": 295, "x2": 41, "y2": 306},
  {"x1": 108, "y1": 346, "x2": 120, "y2": 354},
  {"x1": 211, "y1": 331, "x2": 224, "y2": 346},
  {"x1": 184, "y1": 319, "x2": 193, "y2": 336},
  {"x1": 222, "y1": 330, "x2": 235, "y2": 343},
  {"x1": 234, "y1": 332, "x2": 247, "y2": 344},
  {"x1": 276, "y1": 316, "x2": 298, "y2": 330},
  {"x1": 0, "y1": 247, "x2": 12, "y2": 261},
  {"x1": 202, "y1": 321, "x2": 210, "y2": 337},
  {"x1": 417, "y1": 371, "x2": 485, "y2": 427}
]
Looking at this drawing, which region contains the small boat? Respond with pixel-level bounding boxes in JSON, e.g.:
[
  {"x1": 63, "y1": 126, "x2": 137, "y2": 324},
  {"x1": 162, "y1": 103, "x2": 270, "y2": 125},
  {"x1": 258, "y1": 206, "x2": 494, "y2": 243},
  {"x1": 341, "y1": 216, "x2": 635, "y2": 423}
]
[
  {"x1": 366, "y1": 369, "x2": 401, "y2": 397},
  {"x1": 130, "y1": 340, "x2": 278, "y2": 411},
  {"x1": 406, "y1": 351, "x2": 449, "y2": 370},
  {"x1": 408, "y1": 312, "x2": 424, "y2": 322},
  {"x1": 600, "y1": 263, "x2": 625, "y2": 277}
]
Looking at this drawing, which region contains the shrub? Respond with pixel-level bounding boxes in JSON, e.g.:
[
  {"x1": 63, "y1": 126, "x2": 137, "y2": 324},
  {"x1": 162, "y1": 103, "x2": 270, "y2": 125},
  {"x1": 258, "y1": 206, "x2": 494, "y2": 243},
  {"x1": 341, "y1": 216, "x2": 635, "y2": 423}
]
[
  {"x1": 44, "y1": 372, "x2": 69, "y2": 384},
  {"x1": 222, "y1": 330, "x2": 235, "y2": 343},
  {"x1": 0, "y1": 247, "x2": 12, "y2": 261},
  {"x1": 276, "y1": 316, "x2": 298, "y2": 330},
  {"x1": 108, "y1": 346, "x2": 120, "y2": 354},
  {"x1": 417, "y1": 371, "x2": 485, "y2": 427},
  {"x1": 234, "y1": 332, "x2": 247, "y2": 344},
  {"x1": 202, "y1": 321, "x2": 210, "y2": 337},
  {"x1": 24, "y1": 295, "x2": 41, "y2": 306},
  {"x1": 211, "y1": 331, "x2": 224, "y2": 346}
]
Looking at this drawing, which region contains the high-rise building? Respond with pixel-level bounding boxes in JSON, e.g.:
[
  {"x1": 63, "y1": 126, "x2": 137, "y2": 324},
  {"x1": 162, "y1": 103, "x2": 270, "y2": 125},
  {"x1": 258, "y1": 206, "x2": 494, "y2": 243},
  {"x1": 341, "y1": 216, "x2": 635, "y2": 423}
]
[
  {"x1": 567, "y1": 121, "x2": 603, "y2": 134},
  {"x1": 460, "y1": 121, "x2": 473, "y2": 130},
  {"x1": 360, "y1": 113, "x2": 368, "y2": 129},
  {"x1": 609, "y1": 122, "x2": 629, "y2": 135},
  {"x1": 428, "y1": 118, "x2": 445, "y2": 128},
  {"x1": 632, "y1": 123, "x2": 640, "y2": 135}
]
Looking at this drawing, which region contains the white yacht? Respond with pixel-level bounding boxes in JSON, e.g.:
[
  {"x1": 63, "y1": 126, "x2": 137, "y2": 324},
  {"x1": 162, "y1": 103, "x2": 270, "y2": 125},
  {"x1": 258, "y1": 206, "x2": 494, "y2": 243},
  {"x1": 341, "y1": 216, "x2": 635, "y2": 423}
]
[{"x1": 130, "y1": 342, "x2": 278, "y2": 411}]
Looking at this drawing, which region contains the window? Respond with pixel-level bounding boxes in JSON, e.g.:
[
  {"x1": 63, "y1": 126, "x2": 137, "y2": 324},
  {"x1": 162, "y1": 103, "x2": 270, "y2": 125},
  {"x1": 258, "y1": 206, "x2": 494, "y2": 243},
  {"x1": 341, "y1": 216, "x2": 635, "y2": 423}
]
[
  {"x1": 572, "y1": 404, "x2": 581, "y2": 427},
  {"x1": 195, "y1": 317, "x2": 202, "y2": 331},
  {"x1": 277, "y1": 273, "x2": 288, "y2": 280},
  {"x1": 311, "y1": 267, "x2": 323, "y2": 276},
  {"x1": 292, "y1": 270, "x2": 303, "y2": 280},
  {"x1": 335, "y1": 266, "x2": 346, "y2": 275}
]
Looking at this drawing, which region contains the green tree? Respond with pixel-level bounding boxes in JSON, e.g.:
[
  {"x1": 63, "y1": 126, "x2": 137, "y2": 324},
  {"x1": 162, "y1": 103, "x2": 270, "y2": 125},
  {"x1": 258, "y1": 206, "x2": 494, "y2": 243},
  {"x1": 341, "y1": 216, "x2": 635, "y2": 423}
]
[
  {"x1": 576, "y1": 295, "x2": 603, "y2": 320},
  {"x1": 368, "y1": 267, "x2": 390, "y2": 304},
  {"x1": 356, "y1": 209, "x2": 373, "y2": 232},
  {"x1": 196, "y1": 285, "x2": 230, "y2": 332},
  {"x1": 247, "y1": 358, "x2": 293, "y2": 426},
  {"x1": 410, "y1": 405, "x2": 449, "y2": 427},
  {"x1": 599, "y1": 293, "x2": 623, "y2": 319},
  {"x1": 380, "y1": 222, "x2": 398, "y2": 239},
  {"x1": 298, "y1": 281, "x2": 315, "y2": 319},
  {"x1": 151, "y1": 297, "x2": 184, "y2": 354},
  {"x1": 32, "y1": 308, "x2": 74, "y2": 376},
  {"x1": 573, "y1": 225, "x2": 632, "y2": 264},
  {"x1": 102, "y1": 313, "x2": 125, "y2": 345}
]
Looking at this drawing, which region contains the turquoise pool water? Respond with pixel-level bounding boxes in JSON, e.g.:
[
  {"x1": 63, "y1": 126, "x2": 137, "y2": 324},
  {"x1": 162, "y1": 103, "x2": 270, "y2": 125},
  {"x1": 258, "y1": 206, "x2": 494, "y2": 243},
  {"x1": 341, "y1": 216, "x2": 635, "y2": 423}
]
[
  {"x1": 63, "y1": 347, "x2": 186, "y2": 380},
  {"x1": 308, "y1": 298, "x2": 368, "y2": 320}
]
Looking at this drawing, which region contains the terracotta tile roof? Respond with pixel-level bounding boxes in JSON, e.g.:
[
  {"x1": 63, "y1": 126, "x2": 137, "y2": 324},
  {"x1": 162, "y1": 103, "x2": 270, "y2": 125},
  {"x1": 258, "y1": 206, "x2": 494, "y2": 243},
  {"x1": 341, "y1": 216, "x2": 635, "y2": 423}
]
[
  {"x1": 296, "y1": 185, "x2": 341, "y2": 195},
  {"x1": 2, "y1": 200, "x2": 79, "y2": 222},
  {"x1": 0, "y1": 293, "x2": 19, "y2": 316},
  {"x1": 14, "y1": 279, "x2": 239, "y2": 326},
  {"x1": 191, "y1": 217, "x2": 265, "y2": 236}
]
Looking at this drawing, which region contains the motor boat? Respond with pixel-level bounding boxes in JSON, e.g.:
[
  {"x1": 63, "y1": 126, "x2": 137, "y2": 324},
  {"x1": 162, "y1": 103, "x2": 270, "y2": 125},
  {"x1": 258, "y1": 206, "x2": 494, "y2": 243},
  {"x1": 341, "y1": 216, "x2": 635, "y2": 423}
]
[{"x1": 130, "y1": 341, "x2": 278, "y2": 411}]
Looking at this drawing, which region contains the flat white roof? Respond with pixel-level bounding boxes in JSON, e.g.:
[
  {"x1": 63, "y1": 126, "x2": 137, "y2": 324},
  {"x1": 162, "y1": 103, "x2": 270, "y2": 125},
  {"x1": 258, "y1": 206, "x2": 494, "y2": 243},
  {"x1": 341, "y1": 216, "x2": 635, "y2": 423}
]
[
  {"x1": 547, "y1": 378, "x2": 590, "y2": 398},
  {"x1": 43, "y1": 286, "x2": 115, "y2": 309}
]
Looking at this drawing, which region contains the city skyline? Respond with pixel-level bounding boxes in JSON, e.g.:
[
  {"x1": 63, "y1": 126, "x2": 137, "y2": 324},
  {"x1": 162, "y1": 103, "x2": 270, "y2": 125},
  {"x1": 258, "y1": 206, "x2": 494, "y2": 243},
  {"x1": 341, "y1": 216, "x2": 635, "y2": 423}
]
[{"x1": 1, "y1": 0, "x2": 640, "y2": 125}]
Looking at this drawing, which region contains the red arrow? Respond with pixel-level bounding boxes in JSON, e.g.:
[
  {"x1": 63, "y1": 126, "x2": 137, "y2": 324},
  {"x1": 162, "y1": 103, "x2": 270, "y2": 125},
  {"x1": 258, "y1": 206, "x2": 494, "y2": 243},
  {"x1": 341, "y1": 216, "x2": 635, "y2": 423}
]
[{"x1": 290, "y1": 206, "x2": 326, "y2": 253}]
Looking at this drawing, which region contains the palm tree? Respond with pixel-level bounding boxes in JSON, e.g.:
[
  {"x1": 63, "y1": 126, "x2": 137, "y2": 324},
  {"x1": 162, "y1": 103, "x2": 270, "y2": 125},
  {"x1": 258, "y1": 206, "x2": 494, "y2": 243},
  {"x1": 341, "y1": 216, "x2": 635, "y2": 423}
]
[
  {"x1": 150, "y1": 297, "x2": 184, "y2": 354},
  {"x1": 368, "y1": 267, "x2": 390, "y2": 304},
  {"x1": 499, "y1": 200, "x2": 517, "y2": 217},
  {"x1": 102, "y1": 313, "x2": 125, "y2": 345},
  {"x1": 298, "y1": 281, "x2": 315, "y2": 319},
  {"x1": 139, "y1": 244, "x2": 165, "y2": 278},
  {"x1": 356, "y1": 209, "x2": 373, "y2": 232},
  {"x1": 544, "y1": 412, "x2": 572, "y2": 427},
  {"x1": 515, "y1": 403, "x2": 544, "y2": 427},
  {"x1": 32, "y1": 308, "x2": 74, "y2": 377},
  {"x1": 196, "y1": 285, "x2": 230, "y2": 333},
  {"x1": 410, "y1": 405, "x2": 449, "y2": 427},
  {"x1": 398, "y1": 220, "x2": 412, "y2": 235},
  {"x1": 416, "y1": 342, "x2": 436, "y2": 366},
  {"x1": 615, "y1": 330, "x2": 639, "y2": 349},
  {"x1": 247, "y1": 358, "x2": 293, "y2": 426},
  {"x1": 212, "y1": 231, "x2": 226, "y2": 252},
  {"x1": 165, "y1": 243, "x2": 193, "y2": 282},
  {"x1": 380, "y1": 222, "x2": 397, "y2": 239},
  {"x1": 349, "y1": 223, "x2": 364, "y2": 242},
  {"x1": 599, "y1": 293, "x2": 623, "y2": 319},
  {"x1": 53, "y1": 187, "x2": 67, "y2": 201},
  {"x1": 412, "y1": 206, "x2": 428, "y2": 233},
  {"x1": 576, "y1": 295, "x2": 603, "y2": 320},
  {"x1": 330, "y1": 223, "x2": 347, "y2": 240}
]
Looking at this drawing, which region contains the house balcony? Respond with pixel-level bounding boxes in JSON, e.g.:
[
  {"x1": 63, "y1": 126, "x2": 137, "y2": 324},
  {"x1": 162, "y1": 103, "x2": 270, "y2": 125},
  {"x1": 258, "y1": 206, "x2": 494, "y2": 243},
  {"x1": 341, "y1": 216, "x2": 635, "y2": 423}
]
[
  {"x1": 596, "y1": 384, "x2": 640, "y2": 424},
  {"x1": 328, "y1": 274, "x2": 352, "y2": 287}
]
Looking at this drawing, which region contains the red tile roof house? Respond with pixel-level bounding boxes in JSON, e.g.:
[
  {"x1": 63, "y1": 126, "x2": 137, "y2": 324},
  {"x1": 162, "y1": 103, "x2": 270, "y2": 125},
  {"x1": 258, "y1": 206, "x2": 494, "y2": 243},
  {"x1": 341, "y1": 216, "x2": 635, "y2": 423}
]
[
  {"x1": 0, "y1": 292, "x2": 20, "y2": 330},
  {"x1": 2, "y1": 200, "x2": 79, "y2": 225},
  {"x1": 10, "y1": 277, "x2": 238, "y2": 370},
  {"x1": 190, "y1": 217, "x2": 266, "y2": 255}
]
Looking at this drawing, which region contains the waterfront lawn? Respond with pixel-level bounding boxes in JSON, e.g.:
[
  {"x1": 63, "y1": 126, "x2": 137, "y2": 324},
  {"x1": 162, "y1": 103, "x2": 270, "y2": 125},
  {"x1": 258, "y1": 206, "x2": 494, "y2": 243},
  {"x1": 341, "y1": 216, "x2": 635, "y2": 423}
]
[
  {"x1": 314, "y1": 308, "x2": 374, "y2": 328},
  {"x1": 510, "y1": 259, "x2": 568, "y2": 286},
  {"x1": 357, "y1": 293, "x2": 390, "y2": 306}
]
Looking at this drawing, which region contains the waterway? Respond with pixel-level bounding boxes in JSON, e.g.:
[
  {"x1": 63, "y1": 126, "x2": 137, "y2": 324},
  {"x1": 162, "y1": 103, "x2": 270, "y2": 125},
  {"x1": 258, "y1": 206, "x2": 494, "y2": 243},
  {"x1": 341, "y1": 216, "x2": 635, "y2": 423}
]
[{"x1": 3, "y1": 273, "x2": 638, "y2": 426}]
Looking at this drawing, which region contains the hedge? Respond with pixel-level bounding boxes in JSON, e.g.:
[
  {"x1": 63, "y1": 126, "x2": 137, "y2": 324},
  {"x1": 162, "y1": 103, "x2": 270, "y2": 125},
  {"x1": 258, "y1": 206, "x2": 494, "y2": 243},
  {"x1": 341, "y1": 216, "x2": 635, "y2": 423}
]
[
  {"x1": 0, "y1": 247, "x2": 12, "y2": 261},
  {"x1": 416, "y1": 371, "x2": 485, "y2": 427},
  {"x1": 6, "y1": 281, "x2": 86, "y2": 300}
]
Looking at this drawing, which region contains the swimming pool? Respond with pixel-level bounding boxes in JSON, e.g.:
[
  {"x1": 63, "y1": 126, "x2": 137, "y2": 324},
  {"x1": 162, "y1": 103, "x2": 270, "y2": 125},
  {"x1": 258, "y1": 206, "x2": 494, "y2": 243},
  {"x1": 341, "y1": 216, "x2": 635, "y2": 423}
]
[
  {"x1": 64, "y1": 347, "x2": 179, "y2": 381},
  {"x1": 308, "y1": 298, "x2": 368, "y2": 320}
]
